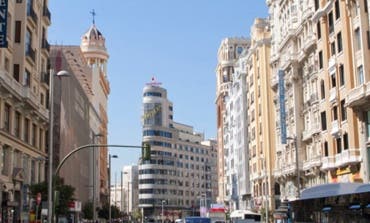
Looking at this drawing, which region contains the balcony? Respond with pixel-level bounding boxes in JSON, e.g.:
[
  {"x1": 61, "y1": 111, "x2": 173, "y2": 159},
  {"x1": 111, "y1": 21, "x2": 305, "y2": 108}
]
[
  {"x1": 321, "y1": 156, "x2": 335, "y2": 171},
  {"x1": 303, "y1": 155, "x2": 322, "y2": 171},
  {"x1": 329, "y1": 88, "x2": 337, "y2": 103},
  {"x1": 0, "y1": 71, "x2": 23, "y2": 97},
  {"x1": 218, "y1": 82, "x2": 231, "y2": 95},
  {"x1": 346, "y1": 82, "x2": 370, "y2": 108},
  {"x1": 330, "y1": 120, "x2": 340, "y2": 137},
  {"x1": 302, "y1": 123, "x2": 320, "y2": 141},
  {"x1": 22, "y1": 87, "x2": 38, "y2": 108},
  {"x1": 41, "y1": 39, "x2": 50, "y2": 52},
  {"x1": 43, "y1": 6, "x2": 51, "y2": 25},
  {"x1": 328, "y1": 57, "x2": 336, "y2": 75},
  {"x1": 27, "y1": 7, "x2": 38, "y2": 27},
  {"x1": 26, "y1": 46, "x2": 36, "y2": 63},
  {"x1": 335, "y1": 149, "x2": 362, "y2": 167},
  {"x1": 303, "y1": 35, "x2": 316, "y2": 52}
]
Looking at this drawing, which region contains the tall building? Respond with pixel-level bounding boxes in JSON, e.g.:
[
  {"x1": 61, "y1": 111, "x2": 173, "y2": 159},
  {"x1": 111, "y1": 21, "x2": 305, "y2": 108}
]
[
  {"x1": 49, "y1": 21, "x2": 110, "y2": 205},
  {"x1": 267, "y1": 0, "x2": 370, "y2": 204},
  {"x1": 245, "y1": 18, "x2": 276, "y2": 212},
  {"x1": 215, "y1": 38, "x2": 250, "y2": 204},
  {"x1": 0, "y1": 1, "x2": 51, "y2": 222},
  {"x1": 139, "y1": 81, "x2": 217, "y2": 221}
]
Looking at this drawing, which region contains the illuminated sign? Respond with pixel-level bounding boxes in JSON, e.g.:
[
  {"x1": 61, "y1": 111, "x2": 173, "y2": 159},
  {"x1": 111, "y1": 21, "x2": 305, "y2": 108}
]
[
  {"x1": 279, "y1": 70, "x2": 287, "y2": 144},
  {"x1": 0, "y1": 0, "x2": 8, "y2": 48},
  {"x1": 142, "y1": 104, "x2": 161, "y2": 121}
]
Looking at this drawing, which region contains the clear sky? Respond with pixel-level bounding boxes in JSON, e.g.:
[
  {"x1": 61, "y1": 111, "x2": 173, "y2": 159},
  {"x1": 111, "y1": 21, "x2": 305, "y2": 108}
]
[{"x1": 48, "y1": 1, "x2": 268, "y2": 182}]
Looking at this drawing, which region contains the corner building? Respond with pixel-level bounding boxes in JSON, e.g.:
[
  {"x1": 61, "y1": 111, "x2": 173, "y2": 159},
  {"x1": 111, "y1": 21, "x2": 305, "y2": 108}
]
[{"x1": 139, "y1": 82, "x2": 217, "y2": 221}]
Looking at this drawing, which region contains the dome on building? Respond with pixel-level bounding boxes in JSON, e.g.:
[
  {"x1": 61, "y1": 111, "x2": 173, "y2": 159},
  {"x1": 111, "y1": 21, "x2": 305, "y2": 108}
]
[{"x1": 82, "y1": 24, "x2": 104, "y2": 41}]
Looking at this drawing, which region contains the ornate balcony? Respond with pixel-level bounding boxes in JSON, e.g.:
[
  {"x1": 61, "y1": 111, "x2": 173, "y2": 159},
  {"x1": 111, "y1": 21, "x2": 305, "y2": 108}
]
[
  {"x1": 329, "y1": 88, "x2": 337, "y2": 103},
  {"x1": 303, "y1": 155, "x2": 322, "y2": 171},
  {"x1": 0, "y1": 71, "x2": 23, "y2": 97},
  {"x1": 302, "y1": 123, "x2": 320, "y2": 141},
  {"x1": 321, "y1": 156, "x2": 335, "y2": 171},
  {"x1": 346, "y1": 82, "x2": 370, "y2": 108},
  {"x1": 330, "y1": 120, "x2": 340, "y2": 137},
  {"x1": 22, "y1": 87, "x2": 38, "y2": 108},
  {"x1": 334, "y1": 149, "x2": 362, "y2": 168},
  {"x1": 328, "y1": 57, "x2": 336, "y2": 75}
]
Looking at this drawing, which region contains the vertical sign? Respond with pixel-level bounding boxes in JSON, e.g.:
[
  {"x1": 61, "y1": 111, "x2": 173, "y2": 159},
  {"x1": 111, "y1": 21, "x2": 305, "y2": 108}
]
[
  {"x1": 0, "y1": 0, "x2": 8, "y2": 48},
  {"x1": 279, "y1": 70, "x2": 287, "y2": 144}
]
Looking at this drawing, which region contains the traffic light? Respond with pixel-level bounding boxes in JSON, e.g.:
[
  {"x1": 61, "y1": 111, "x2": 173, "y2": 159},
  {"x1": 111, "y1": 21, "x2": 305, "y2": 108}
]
[{"x1": 142, "y1": 142, "x2": 151, "y2": 161}]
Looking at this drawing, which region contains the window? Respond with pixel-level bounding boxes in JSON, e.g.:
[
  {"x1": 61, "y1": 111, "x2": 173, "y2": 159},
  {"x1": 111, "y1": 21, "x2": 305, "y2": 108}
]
[
  {"x1": 25, "y1": 28, "x2": 32, "y2": 54},
  {"x1": 366, "y1": 111, "x2": 370, "y2": 140},
  {"x1": 315, "y1": 0, "x2": 320, "y2": 11},
  {"x1": 365, "y1": 0, "x2": 368, "y2": 13},
  {"x1": 328, "y1": 11, "x2": 334, "y2": 34},
  {"x1": 333, "y1": 106, "x2": 338, "y2": 121},
  {"x1": 24, "y1": 69, "x2": 31, "y2": 87},
  {"x1": 1, "y1": 145, "x2": 11, "y2": 176},
  {"x1": 367, "y1": 31, "x2": 370, "y2": 49},
  {"x1": 320, "y1": 80, "x2": 325, "y2": 99},
  {"x1": 319, "y1": 51, "x2": 323, "y2": 69},
  {"x1": 4, "y1": 103, "x2": 11, "y2": 132},
  {"x1": 32, "y1": 123, "x2": 37, "y2": 146},
  {"x1": 15, "y1": 21, "x2": 21, "y2": 43},
  {"x1": 335, "y1": 0, "x2": 341, "y2": 19},
  {"x1": 321, "y1": 111, "x2": 327, "y2": 131},
  {"x1": 330, "y1": 42, "x2": 336, "y2": 56},
  {"x1": 24, "y1": 118, "x2": 30, "y2": 143},
  {"x1": 13, "y1": 64, "x2": 20, "y2": 82},
  {"x1": 336, "y1": 137, "x2": 342, "y2": 153},
  {"x1": 355, "y1": 28, "x2": 362, "y2": 51},
  {"x1": 331, "y1": 73, "x2": 336, "y2": 88},
  {"x1": 357, "y1": 65, "x2": 364, "y2": 85},
  {"x1": 341, "y1": 100, "x2": 347, "y2": 121},
  {"x1": 4, "y1": 57, "x2": 9, "y2": 72},
  {"x1": 317, "y1": 22, "x2": 321, "y2": 39},
  {"x1": 324, "y1": 141, "x2": 329, "y2": 156},
  {"x1": 15, "y1": 111, "x2": 21, "y2": 138},
  {"x1": 337, "y1": 32, "x2": 343, "y2": 52},
  {"x1": 343, "y1": 133, "x2": 349, "y2": 150},
  {"x1": 339, "y1": 64, "x2": 345, "y2": 86}
]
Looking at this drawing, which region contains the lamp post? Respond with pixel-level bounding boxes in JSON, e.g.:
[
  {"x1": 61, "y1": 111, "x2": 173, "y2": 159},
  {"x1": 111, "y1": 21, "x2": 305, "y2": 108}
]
[
  {"x1": 47, "y1": 69, "x2": 69, "y2": 223},
  {"x1": 161, "y1": 200, "x2": 166, "y2": 223},
  {"x1": 260, "y1": 158, "x2": 268, "y2": 223},
  {"x1": 93, "y1": 133, "x2": 103, "y2": 223},
  {"x1": 109, "y1": 154, "x2": 118, "y2": 223},
  {"x1": 287, "y1": 136, "x2": 300, "y2": 198}
]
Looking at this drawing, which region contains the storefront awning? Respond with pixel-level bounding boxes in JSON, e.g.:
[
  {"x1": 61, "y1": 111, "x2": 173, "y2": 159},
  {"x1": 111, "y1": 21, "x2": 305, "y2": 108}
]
[{"x1": 299, "y1": 183, "x2": 370, "y2": 200}]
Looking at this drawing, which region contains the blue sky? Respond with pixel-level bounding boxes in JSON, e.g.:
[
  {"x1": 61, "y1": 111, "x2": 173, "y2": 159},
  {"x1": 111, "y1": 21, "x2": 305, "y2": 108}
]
[{"x1": 49, "y1": 1, "x2": 268, "y2": 182}]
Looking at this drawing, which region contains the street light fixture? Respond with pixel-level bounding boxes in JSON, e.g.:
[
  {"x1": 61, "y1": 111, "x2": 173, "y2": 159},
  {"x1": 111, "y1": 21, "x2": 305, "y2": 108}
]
[
  {"x1": 47, "y1": 69, "x2": 70, "y2": 223},
  {"x1": 109, "y1": 154, "x2": 118, "y2": 223},
  {"x1": 92, "y1": 133, "x2": 104, "y2": 223},
  {"x1": 161, "y1": 200, "x2": 166, "y2": 223}
]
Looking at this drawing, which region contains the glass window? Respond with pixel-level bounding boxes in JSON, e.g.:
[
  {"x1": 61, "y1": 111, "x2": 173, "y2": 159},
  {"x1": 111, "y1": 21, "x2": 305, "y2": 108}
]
[
  {"x1": 343, "y1": 133, "x2": 349, "y2": 150},
  {"x1": 341, "y1": 100, "x2": 347, "y2": 121},
  {"x1": 337, "y1": 32, "x2": 343, "y2": 52},
  {"x1": 355, "y1": 28, "x2": 362, "y2": 51},
  {"x1": 339, "y1": 64, "x2": 345, "y2": 86},
  {"x1": 335, "y1": 0, "x2": 341, "y2": 19},
  {"x1": 317, "y1": 22, "x2": 321, "y2": 39},
  {"x1": 321, "y1": 111, "x2": 327, "y2": 131},
  {"x1": 366, "y1": 111, "x2": 370, "y2": 140},
  {"x1": 4, "y1": 103, "x2": 11, "y2": 132},
  {"x1": 24, "y1": 118, "x2": 30, "y2": 143},
  {"x1": 357, "y1": 65, "x2": 364, "y2": 85},
  {"x1": 320, "y1": 80, "x2": 325, "y2": 99},
  {"x1": 15, "y1": 111, "x2": 21, "y2": 138},
  {"x1": 24, "y1": 69, "x2": 31, "y2": 87},
  {"x1": 328, "y1": 11, "x2": 334, "y2": 34},
  {"x1": 319, "y1": 51, "x2": 323, "y2": 69}
]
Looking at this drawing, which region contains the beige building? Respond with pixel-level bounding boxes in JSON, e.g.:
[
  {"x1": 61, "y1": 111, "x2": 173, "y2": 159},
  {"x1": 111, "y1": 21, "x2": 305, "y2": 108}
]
[
  {"x1": 245, "y1": 18, "x2": 276, "y2": 213},
  {"x1": 0, "y1": 0, "x2": 51, "y2": 222},
  {"x1": 267, "y1": 0, "x2": 370, "y2": 205}
]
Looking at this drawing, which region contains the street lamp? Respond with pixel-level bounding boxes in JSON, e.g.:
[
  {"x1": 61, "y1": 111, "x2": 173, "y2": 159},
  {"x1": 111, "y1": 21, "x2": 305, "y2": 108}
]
[
  {"x1": 109, "y1": 154, "x2": 118, "y2": 223},
  {"x1": 47, "y1": 69, "x2": 69, "y2": 223},
  {"x1": 93, "y1": 133, "x2": 103, "y2": 223},
  {"x1": 287, "y1": 136, "x2": 300, "y2": 198},
  {"x1": 161, "y1": 200, "x2": 166, "y2": 223},
  {"x1": 260, "y1": 157, "x2": 268, "y2": 223}
]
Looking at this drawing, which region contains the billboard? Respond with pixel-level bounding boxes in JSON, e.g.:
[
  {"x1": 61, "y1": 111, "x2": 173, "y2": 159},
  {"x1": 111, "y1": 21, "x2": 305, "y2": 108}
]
[
  {"x1": 0, "y1": 0, "x2": 8, "y2": 48},
  {"x1": 278, "y1": 70, "x2": 287, "y2": 144}
]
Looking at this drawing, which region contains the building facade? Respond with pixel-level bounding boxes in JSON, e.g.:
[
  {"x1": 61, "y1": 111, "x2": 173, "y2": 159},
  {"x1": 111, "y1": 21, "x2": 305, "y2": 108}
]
[
  {"x1": 245, "y1": 18, "x2": 276, "y2": 213},
  {"x1": 49, "y1": 22, "x2": 110, "y2": 205},
  {"x1": 267, "y1": 0, "x2": 370, "y2": 205},
  {"x1": 0, "y1": 1, "x2": 51, "y2": 222},
  {"x1": 215, "y1": 38, "x2": 250, "y2": 204},
  {"x1": 139, "y1": 81, "x2": 217, "y2": 221}
]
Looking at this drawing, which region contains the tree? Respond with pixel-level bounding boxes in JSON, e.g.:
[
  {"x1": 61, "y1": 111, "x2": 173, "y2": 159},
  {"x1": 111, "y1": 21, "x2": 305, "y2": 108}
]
[
  {"x1": 131, "y1": 208, "x2": 142, "y2": 222},
  {"x1": 82, "y1": 201, "x2": 93, "y2": 220},
  {"x1": 29, "y1": 176, "x2": 75, "y2": 218},
  {"x1": 98, "y1": 203, "x2": 121, "y2": 220}
]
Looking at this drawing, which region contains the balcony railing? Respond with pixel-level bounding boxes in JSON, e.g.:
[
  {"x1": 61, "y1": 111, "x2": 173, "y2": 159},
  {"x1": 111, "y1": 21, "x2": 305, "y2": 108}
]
[
  {"x1": 42, "y1": 39, "x2": 50, "y2": 51},
  {"x1": 26, "y1": 46, "x2": 36, "y2": 62},
  {"x1": 0, "y1": 71, "x2": 23, "y2": 97},
  {"x1": 321, "y1": 156, "x2": 335, "y2": 171},
  {"x1": 346, "y1": 82, "x2": 370, "y2": 108},
  {"x1": 27, "y1": 7, "x2": 38, "y2": 25},
  {"x1": 335, "y1": 149, "x2": 362, "y2": 167},
  {"x1": 43, "y1": 6, "x2": 51, "y2": 23},
  {"x1": 303, "y1": 155, "x2": 322, "y2": 170}
]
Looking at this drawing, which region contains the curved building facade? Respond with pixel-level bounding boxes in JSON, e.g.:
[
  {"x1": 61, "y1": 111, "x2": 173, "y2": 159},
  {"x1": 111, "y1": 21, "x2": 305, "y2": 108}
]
[{"x1": 139, "y1": 82, "x2": 217, "y2": 221}]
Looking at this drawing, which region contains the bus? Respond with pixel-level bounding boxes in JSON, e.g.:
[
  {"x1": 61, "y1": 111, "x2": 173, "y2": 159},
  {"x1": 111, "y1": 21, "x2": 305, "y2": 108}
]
[
  {"x1": 185, "y1": 217, "x2": 211, "y2": 223},
  {"x1": 230, "y1": 210, "x2": 261, "y2": 223}
]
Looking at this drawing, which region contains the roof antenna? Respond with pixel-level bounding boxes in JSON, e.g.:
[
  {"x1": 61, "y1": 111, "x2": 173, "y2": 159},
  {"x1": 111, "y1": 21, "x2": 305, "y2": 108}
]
[{"x1": 90, "y1": 9, "x2": 96, "y2": 25}]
